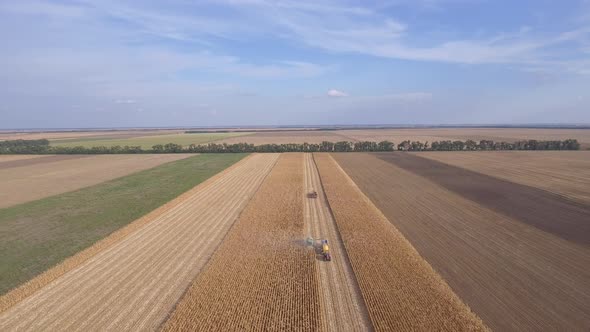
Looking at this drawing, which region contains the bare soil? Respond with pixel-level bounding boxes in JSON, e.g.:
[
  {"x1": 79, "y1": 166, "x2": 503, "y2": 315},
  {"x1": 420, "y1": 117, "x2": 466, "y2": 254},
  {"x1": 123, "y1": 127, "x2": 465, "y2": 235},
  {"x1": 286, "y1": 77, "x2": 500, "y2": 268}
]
[
  {"x1": 333, "y1": 153, "x2": 590, "y2": 331},
  {"x1": 420, "y1": 151, "x2": 590, "y2": 205},
  {"x1": 376, "y1": 152, "x2": 590, "y2": 246},
  {"x1": 0, "y1": 155, "x2": 90, "y2": 170}
]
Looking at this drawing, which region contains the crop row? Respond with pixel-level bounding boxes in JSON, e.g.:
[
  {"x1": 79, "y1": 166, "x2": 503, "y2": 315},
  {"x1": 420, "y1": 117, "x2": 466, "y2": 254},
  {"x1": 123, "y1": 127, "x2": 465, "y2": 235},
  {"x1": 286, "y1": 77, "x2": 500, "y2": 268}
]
[
  {"x1": 163, "y1": 153, "x2": 323, "y2": 331},
  {"x1": 313, "y1": 153, "x2": 487, "y2": 331}
]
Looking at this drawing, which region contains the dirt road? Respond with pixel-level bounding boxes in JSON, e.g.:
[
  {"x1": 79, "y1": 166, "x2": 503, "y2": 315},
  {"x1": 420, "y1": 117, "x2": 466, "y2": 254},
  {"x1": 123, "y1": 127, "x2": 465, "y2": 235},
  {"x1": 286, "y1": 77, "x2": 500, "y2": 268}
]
[
  {"x1": 0, "y1": 153, "x2": 278, "y2": 331},
  {"x1": 303, "y1": 153, "x2": 371, "y2": 331}
]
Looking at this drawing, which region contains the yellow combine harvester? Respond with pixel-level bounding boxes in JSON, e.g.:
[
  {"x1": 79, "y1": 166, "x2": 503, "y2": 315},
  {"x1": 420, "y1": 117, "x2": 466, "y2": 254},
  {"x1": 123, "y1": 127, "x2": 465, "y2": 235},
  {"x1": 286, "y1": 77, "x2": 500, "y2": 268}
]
[{"x1": 305, "y1": 237, "x2": 332, "y2": 261}]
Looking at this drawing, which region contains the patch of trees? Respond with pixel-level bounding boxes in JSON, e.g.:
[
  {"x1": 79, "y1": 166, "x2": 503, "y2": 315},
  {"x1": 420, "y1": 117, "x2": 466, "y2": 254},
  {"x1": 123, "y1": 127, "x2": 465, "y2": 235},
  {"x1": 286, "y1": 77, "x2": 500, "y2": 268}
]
[{"x1": 0, "y1": 138, "x2": 581, "y2": 154}]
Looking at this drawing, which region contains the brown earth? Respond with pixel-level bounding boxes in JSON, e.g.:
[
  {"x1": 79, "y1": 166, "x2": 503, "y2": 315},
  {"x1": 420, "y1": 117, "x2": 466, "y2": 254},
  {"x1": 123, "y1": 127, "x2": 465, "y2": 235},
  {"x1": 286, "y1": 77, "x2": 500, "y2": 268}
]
[
  {"x1": 420, "y1": 151, "x2": 590, "y2": 205},
  {"x1": 0, "y1": 154, "x2": 278, "y2": 331},
  {"x1": 303, "y1": 153, "x2": 371, "y2": 331},
  {"x1": 0, "y1": 155, "x2": 45, "y2": 163},
  {"x1": 375, "y1": 152, "x2": 590, "y2": 246},
  {"x1": 333, "y1": 153, "x2": 590, "y2": 331},
  {"x1": 0, "y1": 154, "x2": 193, "y2": 208},
  {"x1": 163, "y1": 153, "x2": 322, "y2": 331},
  {"x1": 315, "y1": 154, "x2": 487, "y2": 331},
  {"x1": 0, "y1": 155, "x2": 90, "y2": 170}
]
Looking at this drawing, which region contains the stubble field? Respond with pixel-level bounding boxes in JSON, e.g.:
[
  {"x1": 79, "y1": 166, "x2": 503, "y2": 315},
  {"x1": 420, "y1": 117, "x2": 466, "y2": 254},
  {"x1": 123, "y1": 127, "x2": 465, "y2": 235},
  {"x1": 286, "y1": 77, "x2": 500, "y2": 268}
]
[
  {"x1": 0, "y1": 146, "x2": 588, "y2": 331},
  {"x1": 0, "y1": 154, "x2": 277, "y2": 330},
  {"x1": 0, "y1": 154, "x2": 193, "y2": 208}
]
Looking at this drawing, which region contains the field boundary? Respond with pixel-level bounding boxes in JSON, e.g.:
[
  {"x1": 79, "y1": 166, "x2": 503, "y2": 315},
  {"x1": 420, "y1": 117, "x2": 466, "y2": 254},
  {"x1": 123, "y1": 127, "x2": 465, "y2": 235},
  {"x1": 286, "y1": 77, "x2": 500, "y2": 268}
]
[
  {"x1": 316, "y1": 154, "x2": 488, "y2": 330},
  {"x1": 158, "y1": 153, "x2": 279, "y2": 330},
  {"x1": 0, "y1": 154, "x2": 253, "y2": 313}
]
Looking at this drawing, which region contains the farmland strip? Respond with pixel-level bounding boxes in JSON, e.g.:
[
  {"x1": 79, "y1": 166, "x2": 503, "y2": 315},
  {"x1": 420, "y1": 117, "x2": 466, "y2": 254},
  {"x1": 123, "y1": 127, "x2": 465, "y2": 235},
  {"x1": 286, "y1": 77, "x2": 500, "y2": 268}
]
[
  {"x1": 420, "y1": 151, "x2": 590, "y2": 205},
  {"x1": 0, "y1": 154, "x2": 89, "y2": 170},
  {"x1": 163, "y1": 153, "x2": 322, "y2": 331},
  {"x1": 375, "y1": 152, "x2": 590, "y2": 246},
  {"x1": 0, "y1": 154, "x2": 278, "y2": 331},
  {"x1": 303, "y1": 153, "x2": 371, "y2": 331},
  {"x1": 333, "y1": 153, "x2": 590, "y2": 331},
  {"x1": 314, "y1": 154, "x2": 487, "y2": 331}
]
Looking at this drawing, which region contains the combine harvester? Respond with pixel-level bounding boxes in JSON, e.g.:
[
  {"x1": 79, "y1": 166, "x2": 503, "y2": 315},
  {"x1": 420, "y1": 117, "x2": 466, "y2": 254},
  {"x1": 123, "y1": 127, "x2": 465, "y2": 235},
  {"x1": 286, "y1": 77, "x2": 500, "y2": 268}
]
[{"x1": 305, "y1": 237, "x2": 331, "y2": 262}]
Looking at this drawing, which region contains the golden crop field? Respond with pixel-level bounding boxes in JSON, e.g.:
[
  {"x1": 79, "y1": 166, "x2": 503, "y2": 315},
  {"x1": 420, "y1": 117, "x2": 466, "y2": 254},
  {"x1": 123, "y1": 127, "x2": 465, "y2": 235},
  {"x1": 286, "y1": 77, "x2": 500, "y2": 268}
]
[
  {"x1": 314, "y1": 153, "x2": 487, "y2": 331},
  {"x1": 1, "y1": 149, "x2": 588, "y2": 331},
  {"x1": 163, "y1": 153, "x2": 322, "y2": 331}
]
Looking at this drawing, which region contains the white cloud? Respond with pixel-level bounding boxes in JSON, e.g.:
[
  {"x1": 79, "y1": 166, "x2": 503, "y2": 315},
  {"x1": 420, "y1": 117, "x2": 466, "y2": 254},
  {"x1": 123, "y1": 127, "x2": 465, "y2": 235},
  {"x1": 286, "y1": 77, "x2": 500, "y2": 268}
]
[
  {"x1": 114, "y1": 99, "x2": 137, "y2": 104},
  {"x1": 327, "y1": 89, "x2": 348, "y2": 97}
]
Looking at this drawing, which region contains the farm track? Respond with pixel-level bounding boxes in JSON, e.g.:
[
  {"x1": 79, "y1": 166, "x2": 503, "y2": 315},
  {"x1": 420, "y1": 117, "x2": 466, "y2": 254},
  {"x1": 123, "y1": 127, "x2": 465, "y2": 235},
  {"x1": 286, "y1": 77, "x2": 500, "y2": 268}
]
[
  {"x1": 303, "y1": 153, "x2": 371, "y2": 331},
  {"x1": 333, "y1": 153, "x2": 590, "y2": 331},
  {"x1": 0, "y1": 153, "x2": 278, "y2": 331},
  {"x1": 314, "y1": 154, "x2": 487, "y2": 331},
  {"x1": 163, "y1": 153, "x2": 322, "y2": 331}
]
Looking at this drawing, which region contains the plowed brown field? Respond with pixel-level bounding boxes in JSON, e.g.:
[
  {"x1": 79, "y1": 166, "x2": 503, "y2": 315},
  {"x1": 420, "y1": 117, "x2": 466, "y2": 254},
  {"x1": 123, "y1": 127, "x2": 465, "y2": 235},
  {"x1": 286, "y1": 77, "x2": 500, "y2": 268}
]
[
  {"x1": 0, "y1": 154, "x2": 192, "y2": 208},
  {"x1": 420, "y1": 151, "x2": 590, "y2": 204},
  {"x1": 314, "y1": 154, "x2": 487, "y2": 331},
  {"x1": 333, "y1": 153, "x2": 590, "y2": 331},
  {"x1": 0, "y1": 154, "x2": 278, "y2": 331},
  {"x1": 303, "y1": 153, "x2": 371, "y2": 331},
  {"x1": 163, "y1": 153, "x2": 322, "y2": 331}
]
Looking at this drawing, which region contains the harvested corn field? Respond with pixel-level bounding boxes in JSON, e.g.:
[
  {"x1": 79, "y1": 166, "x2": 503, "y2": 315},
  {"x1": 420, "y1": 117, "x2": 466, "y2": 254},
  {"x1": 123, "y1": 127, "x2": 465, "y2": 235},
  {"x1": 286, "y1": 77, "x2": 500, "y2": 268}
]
[
  {"x1": 314, "y1": 154, "x2": 487, "y2": 331},
  {"x1": 0, "y1": 154, "x2": 278, "y2": 331},
  {"x1": 420, "y1": 151, "x2": 590, "y2": 204},
  {"x1": 163, "y1": 153, "x2": 322, "y2": 331},
  {"x1": 303, "y1": 153, "x2": 371, "y2": 331},
  {"x1": 0, "y1": 154, "x2": 193, "y2": 208},
  {"x1": 333, "y1": 153, "x2": 590, "y2": 331}
]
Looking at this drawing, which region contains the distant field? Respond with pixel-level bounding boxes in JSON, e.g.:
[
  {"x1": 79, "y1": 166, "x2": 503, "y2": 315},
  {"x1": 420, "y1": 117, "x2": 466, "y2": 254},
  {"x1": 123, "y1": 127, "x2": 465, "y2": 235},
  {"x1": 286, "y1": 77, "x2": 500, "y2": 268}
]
[
  {"x1": 420, "y1": 151, "x2": 590, "y2": 204},
  {"x1": 0, "y1": 129, "x2": 182, "y2": 141},
  {"x1": 0, "y1": 154, "x2": 246, "y2": 296},
  {"x1": 51, "y1": 132, "x2": 251, "y2": 148},
  {"x1": 0, "y1": 154, "x2": 193, "y2": 208},
  {"x1": 217, "y1": 128, "x2": 590, "y2": 147}
]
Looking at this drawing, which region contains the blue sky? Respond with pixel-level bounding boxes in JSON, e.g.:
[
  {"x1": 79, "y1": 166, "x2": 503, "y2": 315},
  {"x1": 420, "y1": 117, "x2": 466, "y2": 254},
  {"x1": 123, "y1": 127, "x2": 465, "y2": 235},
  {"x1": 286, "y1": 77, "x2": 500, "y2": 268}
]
[{"x1": 0, "y1": 0, "x2": 589, "y2": 128}]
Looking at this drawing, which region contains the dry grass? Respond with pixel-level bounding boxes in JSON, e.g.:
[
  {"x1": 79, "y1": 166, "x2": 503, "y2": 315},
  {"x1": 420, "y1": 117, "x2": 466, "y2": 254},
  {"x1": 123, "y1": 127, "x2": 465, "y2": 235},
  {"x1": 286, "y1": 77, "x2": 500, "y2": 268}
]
[
  {"x1": 420, "y1": 151, "x2": 590, "y2": 204},
  {"x1": 0, "y1": 155, "x2": 279, "y2": 331},
  {"x1": 0, "y1": 154, "x2": 193, "y2": 208},
  {"x1": 314, "y1": 153, "x2": 487, "y2": 331},
  {"x1": 163, "y1": 153, "x2": 323, "y2": 331}
]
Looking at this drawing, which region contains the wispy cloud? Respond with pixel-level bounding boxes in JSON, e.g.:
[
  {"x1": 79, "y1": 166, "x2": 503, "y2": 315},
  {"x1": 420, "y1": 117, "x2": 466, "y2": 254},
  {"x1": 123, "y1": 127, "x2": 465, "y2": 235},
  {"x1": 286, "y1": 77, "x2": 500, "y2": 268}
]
[{"x1": 327, "y1": 89, "x2": 348, "y2": 97}]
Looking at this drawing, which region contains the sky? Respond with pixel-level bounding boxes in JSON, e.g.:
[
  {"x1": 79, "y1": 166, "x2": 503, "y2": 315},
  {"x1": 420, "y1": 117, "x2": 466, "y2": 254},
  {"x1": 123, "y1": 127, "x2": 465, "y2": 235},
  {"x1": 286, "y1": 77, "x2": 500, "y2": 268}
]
[{"x1": 0, "y1": 0, "x2": 589, "y2": 128}]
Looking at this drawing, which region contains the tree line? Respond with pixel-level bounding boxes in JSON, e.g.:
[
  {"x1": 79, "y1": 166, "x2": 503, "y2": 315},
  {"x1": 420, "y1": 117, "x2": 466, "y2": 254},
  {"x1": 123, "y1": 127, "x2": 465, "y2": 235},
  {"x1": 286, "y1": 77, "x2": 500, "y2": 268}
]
[{"x1": 0, "y1": 138, "x2": 581, "y2": 154}]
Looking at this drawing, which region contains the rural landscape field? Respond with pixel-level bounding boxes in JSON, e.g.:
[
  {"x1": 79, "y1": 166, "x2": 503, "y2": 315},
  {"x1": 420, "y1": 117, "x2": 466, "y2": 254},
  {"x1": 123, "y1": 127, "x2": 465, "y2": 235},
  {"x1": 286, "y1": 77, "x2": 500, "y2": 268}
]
[
  {"x1": 2, "y1": 0, "x2": 589, "y2": 330},
  {"x1": 1, "y1": 127, "x2": 589, "y2": 331}
]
